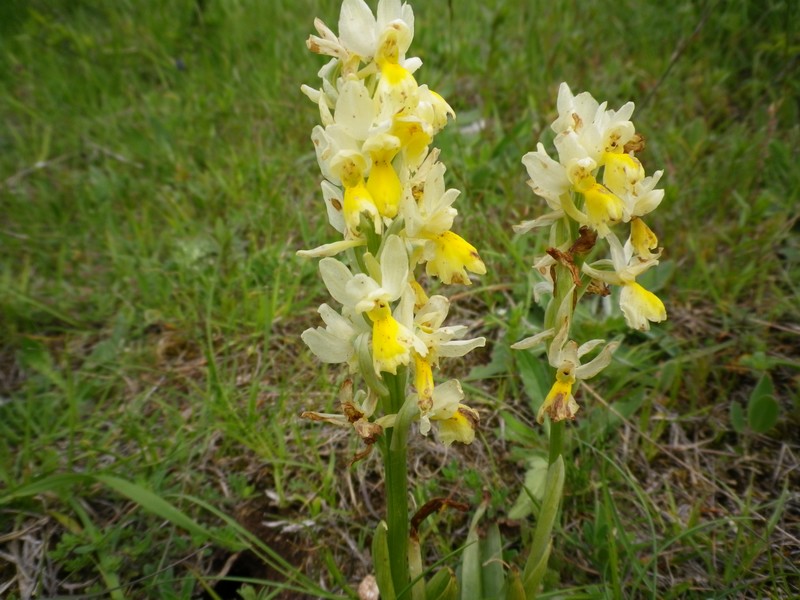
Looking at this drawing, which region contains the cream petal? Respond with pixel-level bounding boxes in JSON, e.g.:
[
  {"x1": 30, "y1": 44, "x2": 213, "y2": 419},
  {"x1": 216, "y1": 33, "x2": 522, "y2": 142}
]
[
  {"x1": 437, "y1": 337, "x2": 486, "y2": 357},
  {"x1": 511, "y1": 328, "x2": 555, "y2": 351},
  {"x1": 297, "y1": 238, "x2": 365, "y2": 258},
  {"x1": 318, "y1": 304, "x2": 357, "y2": 339},
  {"x1": 576, "y1": 338, "x2": 605, "y2": 358},
  {"x1": 512, "y1": 210, "x2": 564, "y2": 234},
  {"x1": 575, "y1": 341, "x2": 620, "y2": 380},
  {"x1": 415, "y1": 295, "x2": 450, "y2": 329},
  {"x1": 321, "y1": 180, "x2": 346, "y2": 234},
  {"x1": 380, "y1": 234, "x2": 409, "y2": 300},
  {"x1": 429, "y1": 379, "x2": 463, "y2": 421},
  {"x1": 335, "y1": 80, "x2": 375, "y2": 140},
  {"x1": 339, "y1": 0, "x2": 377, "y2": 58},
  {"x1": 301, "y1": 327, "x2": 353, "y2": 363},
  {"x1": 319, "y1": 258, "x2": 354, "y2": 306},
  {"x1": 376, "y1": 0, "x2": 403, "y2": 29}
]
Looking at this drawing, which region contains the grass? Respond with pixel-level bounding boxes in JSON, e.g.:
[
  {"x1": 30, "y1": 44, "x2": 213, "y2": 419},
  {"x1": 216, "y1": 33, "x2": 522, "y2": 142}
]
[{"x1": 1, "y1": 0, "x2": 799, "y2": 597}]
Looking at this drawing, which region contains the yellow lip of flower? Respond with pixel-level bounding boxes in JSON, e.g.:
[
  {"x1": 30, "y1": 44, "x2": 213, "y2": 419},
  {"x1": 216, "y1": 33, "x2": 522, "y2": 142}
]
[
  {"x1": 366, "y1": 160, "x2": 402, "y2": 218},
  {"x1": 413, "y1": 353, "x2": 434, "y2": 413},
  {"x1": 620, "y1": 281, "x2": 667, "y2": 331},
  {"x1": 630, "y1": 217, "x2": 659, "y2": 259},
  {"x1": 583, "y1": 182, "x2": 624, "y2": 237},
  {"x1": 379, "y1": 60, "x2": 412, "y2": 86},
  {"x1": 367, "y1": 301, "x2": 412, "y2": 375},
  {"x1": 425, "y1": 231, "x2": 486, "y2": 285},
  {"x1": 536, "y1": 374, "x2": 578, "y2": 424},
  {"x1": 602, "y1": 151, "x2": 644, "y2": 195},
  {"x1": 375, "y1": 39, "x2": 419, "y2": 116},
  {"x1": 437, "y1": 404, "x2": 479, "y2": 445},
  {"x1": 343, "y1": 178, "x2": 381, "y2": 236},
  {"x1": 391, "y1": 116, "x2": 432, "y2": 167}
]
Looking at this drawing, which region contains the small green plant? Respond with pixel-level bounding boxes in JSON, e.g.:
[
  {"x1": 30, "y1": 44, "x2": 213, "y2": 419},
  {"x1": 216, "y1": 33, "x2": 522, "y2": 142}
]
[{"x1": 509, "y1": 82, "x2": 669, "y2": 596}]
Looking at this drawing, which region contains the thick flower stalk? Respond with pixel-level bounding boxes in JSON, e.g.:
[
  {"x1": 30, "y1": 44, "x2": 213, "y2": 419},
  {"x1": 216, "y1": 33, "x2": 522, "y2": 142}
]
[
  {"x1": 298, "y1": 1, "x2": 485, "y2": 595},
  {"x1": 512, "y1": 83, "x2": 668, "y2": 595}
]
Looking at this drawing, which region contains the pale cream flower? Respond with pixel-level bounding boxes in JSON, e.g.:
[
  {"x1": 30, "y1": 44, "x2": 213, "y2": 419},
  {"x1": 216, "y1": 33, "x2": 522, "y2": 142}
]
[{"x1": 582, "y1": 232, "x2": 666, "y2": 331}]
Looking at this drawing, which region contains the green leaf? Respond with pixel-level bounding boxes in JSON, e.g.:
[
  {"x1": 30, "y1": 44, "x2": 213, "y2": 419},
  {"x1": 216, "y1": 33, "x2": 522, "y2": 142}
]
[
  {"x1": 522, "y1": 456, "x2": 564, "y2": 597},
  {"x1": 747, "y1": 375, "x2": 779, "y2": 433},
  {"x1": 729, "y1": 401, "x2": 746, "y2": 433},
  {"x1": 372, "y1": 521, "x2": 396, "y2": 600},
  {"x1": 481, "y1": 523, "x2": 505, "y2": 599},
  {"x1": 426, "y1": 568, "x2": 458, "y2": 600},
  {"x1": 504, "y1": 567, "x2": 526, "y2": 600},
  {"x1": 0, "y1": 473, "x2": 89, "y2": 505},
  {"x1": 95, "y1": 475, "x2": 220, "y2": 543},
  {"x1": 460, "y1": 501, "x2": 487, "y2": 600}
]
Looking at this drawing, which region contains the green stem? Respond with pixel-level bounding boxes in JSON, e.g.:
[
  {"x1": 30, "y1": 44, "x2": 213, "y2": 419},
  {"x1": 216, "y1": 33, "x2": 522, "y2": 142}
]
[
  {"x1": 547, "y1": 420, "x2": 564, "y2": 467},
  {"x1": 381, "y1": 369, "x2": 411, "y2": 596}
]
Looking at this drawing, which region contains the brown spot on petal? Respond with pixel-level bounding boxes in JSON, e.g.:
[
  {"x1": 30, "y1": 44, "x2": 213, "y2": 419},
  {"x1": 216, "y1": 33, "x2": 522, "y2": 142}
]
[
  {"x1": 624, "y1": 133, "x2": 646, "y2": 154},
  {"x1": 457, "y1": 405, "x2": 480, "y2": 430},
  {"x1": 330, "y1": 198, "x2": 342, "y2": 211},
  {"x1": 306, "y1": 38, "x2": 321, "y2": 53}
]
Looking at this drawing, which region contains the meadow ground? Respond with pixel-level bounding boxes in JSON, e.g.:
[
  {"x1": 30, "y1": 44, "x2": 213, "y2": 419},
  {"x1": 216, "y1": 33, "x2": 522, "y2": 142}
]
[{"x1": 1, "y1": 0, "x2": 798, "y2": 598}]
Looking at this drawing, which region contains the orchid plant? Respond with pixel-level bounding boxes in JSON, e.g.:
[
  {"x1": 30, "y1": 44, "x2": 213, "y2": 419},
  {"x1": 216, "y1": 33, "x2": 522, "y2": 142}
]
[
  {"x1": 298, "y1": 0, "x2": 486, "y2": 596},
  {"x1": 511, "y1": 83, "x2": 668, "y2": 595}
]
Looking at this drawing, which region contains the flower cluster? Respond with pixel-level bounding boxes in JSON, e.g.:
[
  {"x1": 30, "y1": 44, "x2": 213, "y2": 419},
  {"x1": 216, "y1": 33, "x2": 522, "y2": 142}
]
[
  {"x1": 299, "y1": 0, "x2": 485, "y2": 448},
  {"x1": 514, "y1": 83, "x2": 667, "y2": 423}
]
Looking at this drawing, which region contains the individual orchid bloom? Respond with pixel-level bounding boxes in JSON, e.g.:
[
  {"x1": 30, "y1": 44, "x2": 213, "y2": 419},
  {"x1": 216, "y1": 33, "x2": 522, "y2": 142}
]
[
  {"x1": 416, "y1": 86, "x2": 455, "y2": 136},
  {"x1": 364, "y1": 132, "x2": 403, "y2": 218},
  {"x1": 374, "y1": 26, "x2": 420, "y2": 118},
  {"x1": 556, "y1": 132, "x2": 625, "y2": 237},
  {"x1": 401, "y1": 160, "x2": 458, "y2": 238},
  {"x1": 342, "y1": 0, "x2": 416, "y2": 64},
  {"x1": 551, "y1": 82, "x2": 601, "y2": 137},
  {"x1": 422, "y1": 231, "x2": 487, "y2": 285},
  {"x1": 551, "y1": 82, "x2": 636, "y2": 164},
  {"x1": 307, "y1": 0, "x2": 418, "y2": 76},
  {"x1": 414, "y1": 379, "x2": 479, "y2": 445},
  {"x1": 602, "y1": 152, "x2": 665, "y2": 222},
  {"x1": 582, "y1": 232, "x2": 666, "y2": 331},
  {"x1": 520, "y1": 134, "x2": 625, "y2": 238},
  {"x1": 409, "y1": 294, "x2": 486, "y2": 365},
  {"x1": 332, "y1": 151, "x2": 383, "y2": 237},
  {"x1": 383, "y1": 85, "x2": 454, "y2": 169},
  {"x1": 318, "y1": 235, "x2": 427, "y2": 374},
  {"x1": 520, "y1": 319, "x2": 620, "y2": 423},
  {"x1": 394, "y1": 288, "x2": 485, "y2": 416}
]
